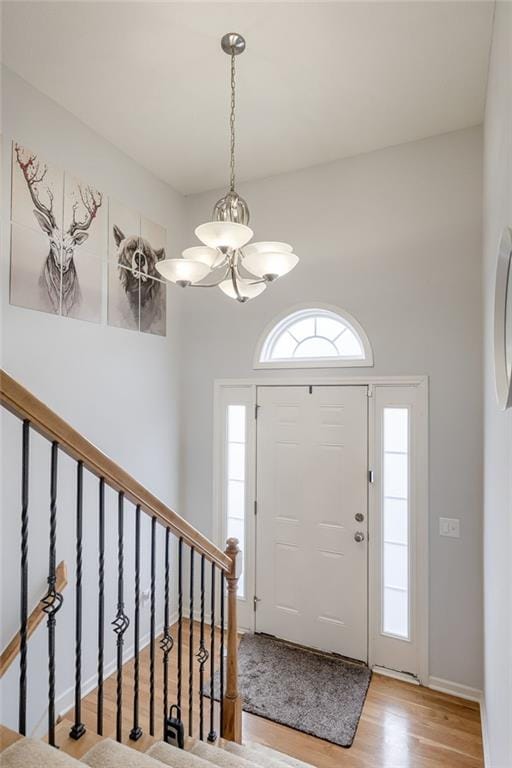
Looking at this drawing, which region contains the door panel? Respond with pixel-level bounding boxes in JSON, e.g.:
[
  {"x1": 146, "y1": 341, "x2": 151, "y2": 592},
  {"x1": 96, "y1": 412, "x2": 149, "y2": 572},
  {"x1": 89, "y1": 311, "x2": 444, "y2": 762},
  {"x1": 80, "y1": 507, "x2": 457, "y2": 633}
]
[{"x1": 256, "y1": 385, "x2": 368, "y2": 660}]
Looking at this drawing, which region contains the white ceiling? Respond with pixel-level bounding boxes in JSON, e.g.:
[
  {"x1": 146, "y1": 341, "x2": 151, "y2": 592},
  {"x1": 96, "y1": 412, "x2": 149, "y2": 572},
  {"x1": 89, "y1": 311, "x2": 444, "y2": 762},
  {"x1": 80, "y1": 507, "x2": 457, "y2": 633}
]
[{"x1": 3, "y1": 2, "x2": 494, "y2": 195}]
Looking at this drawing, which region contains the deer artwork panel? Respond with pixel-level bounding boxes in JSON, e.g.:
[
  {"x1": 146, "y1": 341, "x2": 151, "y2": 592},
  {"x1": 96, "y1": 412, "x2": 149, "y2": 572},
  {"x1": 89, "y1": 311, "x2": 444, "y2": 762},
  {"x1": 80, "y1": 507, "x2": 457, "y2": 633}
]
[
  {"x1": 107, "y1": 198, "x2": 167, "y2": 336},
  {"x1": 10, "y1": 141, "x2": 166, "y2": 335},
  {"x1": 10, "y1": 142, "x2": 105, "y2": 322}
]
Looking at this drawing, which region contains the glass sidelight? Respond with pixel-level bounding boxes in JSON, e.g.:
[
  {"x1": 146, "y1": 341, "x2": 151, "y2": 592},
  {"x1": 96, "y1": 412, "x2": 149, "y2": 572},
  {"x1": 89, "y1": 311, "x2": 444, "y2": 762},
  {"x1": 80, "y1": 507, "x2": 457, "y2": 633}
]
[
  {"x1": 382, "y1": 407, "x2": 410, "y2": 639},
  {"x1": 226, "y1": 404, "x2": 247, "y2": 597}
]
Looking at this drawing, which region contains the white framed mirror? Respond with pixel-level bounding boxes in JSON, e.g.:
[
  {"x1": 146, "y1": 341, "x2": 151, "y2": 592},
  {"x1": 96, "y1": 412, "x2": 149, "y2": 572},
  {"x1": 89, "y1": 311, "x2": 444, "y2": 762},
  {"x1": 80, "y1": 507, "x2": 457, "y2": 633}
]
[{"x1": 494, "y1": 225, "x2": 512, "y2": 410}]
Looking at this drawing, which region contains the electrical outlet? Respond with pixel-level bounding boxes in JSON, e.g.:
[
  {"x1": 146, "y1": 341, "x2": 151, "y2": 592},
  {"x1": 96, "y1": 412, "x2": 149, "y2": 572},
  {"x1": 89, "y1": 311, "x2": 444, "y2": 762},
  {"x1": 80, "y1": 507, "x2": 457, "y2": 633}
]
[{"x1": 439, "y1": 517, "x2": 460, "y2": 538}]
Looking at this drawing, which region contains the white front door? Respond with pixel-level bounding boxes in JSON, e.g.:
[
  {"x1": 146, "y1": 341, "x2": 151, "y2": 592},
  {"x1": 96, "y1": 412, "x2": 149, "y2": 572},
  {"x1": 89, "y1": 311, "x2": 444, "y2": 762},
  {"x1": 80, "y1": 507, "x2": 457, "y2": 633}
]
[{"x1": 255, "y1": 385, "x2": 368, "y2": 661}]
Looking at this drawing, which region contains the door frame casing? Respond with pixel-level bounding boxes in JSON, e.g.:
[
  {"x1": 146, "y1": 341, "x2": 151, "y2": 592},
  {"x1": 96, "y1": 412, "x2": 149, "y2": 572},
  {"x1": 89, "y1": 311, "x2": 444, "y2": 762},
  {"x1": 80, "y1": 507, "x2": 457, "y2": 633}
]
[{"x1": 212, "y1": 374, "x2": 429, "y2": 684}]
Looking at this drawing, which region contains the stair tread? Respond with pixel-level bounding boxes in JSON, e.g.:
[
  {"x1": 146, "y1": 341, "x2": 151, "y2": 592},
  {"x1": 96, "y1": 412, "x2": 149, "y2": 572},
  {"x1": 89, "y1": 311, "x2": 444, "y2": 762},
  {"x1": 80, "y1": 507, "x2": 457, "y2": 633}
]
[
  {"x1": 0, "y1": 737, "x2": 83, "y2": 767},
  {"x1": 191, "y1": 740, "x2": 262, "y2": 768},
  {"x1": 148, "y1": 740, "x2": 218, "y2": 768},
  {"x1": 52, "y1": 719, "x2": 103, "y2": 759},
  {"x1": 82, "y1": 737, "x2": 168, "y2": 767},
  {"x1": 127, "y1": 733, "x2": 161, "y2": 753},
  {"x1": 246, "y1": 742, "x2": 317, "y2": 768},
  {"x1": 0, "y1": 725, "x2": 23, "y2": 753},
  {"x1": 224, "y1": 742, "x2": 294, "y2": 768}
]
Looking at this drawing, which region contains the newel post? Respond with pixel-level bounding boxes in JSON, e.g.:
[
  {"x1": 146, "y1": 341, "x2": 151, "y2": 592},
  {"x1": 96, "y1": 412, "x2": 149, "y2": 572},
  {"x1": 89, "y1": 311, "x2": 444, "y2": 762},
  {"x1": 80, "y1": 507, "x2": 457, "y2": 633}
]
[{"x1": 222, "y1": 537, "x2": 243, "y2": 743}]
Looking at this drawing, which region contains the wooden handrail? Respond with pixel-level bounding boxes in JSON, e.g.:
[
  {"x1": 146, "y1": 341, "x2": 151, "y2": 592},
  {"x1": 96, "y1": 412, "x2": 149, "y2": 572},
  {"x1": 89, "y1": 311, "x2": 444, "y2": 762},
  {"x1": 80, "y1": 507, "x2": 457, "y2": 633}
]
[
  {"x1": 0, "y1": 370, "x2": 230, "y2": 572},
  {"x1": 0, "y1": 561, "x2": 68, "y2": 678}
]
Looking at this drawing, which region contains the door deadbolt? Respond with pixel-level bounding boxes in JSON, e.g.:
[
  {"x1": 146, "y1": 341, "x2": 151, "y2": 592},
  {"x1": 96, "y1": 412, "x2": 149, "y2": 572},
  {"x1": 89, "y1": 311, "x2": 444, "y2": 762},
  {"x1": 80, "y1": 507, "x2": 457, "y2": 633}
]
[
  {"x1": 354, "y1": 531, "x2": 365, "y2": 543},
  {"x1": 355, "y1": 512, "x2": 364, "y2": 522}
]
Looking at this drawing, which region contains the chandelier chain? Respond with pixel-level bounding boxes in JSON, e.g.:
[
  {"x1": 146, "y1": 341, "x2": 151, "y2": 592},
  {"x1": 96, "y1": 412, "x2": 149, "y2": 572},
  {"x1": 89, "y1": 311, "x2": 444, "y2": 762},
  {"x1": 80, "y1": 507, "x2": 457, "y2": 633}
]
[{"x1": 230, "y1": 51, "x2": 236, "y2": 192}]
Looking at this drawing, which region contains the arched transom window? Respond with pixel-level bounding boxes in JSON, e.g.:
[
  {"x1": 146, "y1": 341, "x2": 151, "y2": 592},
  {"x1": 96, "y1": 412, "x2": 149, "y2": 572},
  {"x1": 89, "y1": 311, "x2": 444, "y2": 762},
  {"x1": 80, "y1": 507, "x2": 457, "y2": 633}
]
[{"x1": 255, "y1": 306, "x2": 373, "y2": 369}]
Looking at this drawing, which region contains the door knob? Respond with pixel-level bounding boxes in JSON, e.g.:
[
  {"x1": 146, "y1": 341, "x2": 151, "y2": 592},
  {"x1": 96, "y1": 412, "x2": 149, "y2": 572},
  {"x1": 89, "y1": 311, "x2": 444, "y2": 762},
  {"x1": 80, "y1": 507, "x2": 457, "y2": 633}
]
[{"x1": 354, "y1": 531, "x2": 365, "y2": 543}]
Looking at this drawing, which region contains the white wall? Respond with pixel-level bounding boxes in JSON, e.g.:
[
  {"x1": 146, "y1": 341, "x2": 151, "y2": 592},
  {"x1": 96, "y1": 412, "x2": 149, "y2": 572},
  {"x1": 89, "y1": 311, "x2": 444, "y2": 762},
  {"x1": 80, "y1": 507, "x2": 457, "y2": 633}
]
[
  {"x1": 180, "y1": 127, "x2": 483, "y2": 690},
  {"x1": 482, "y1": 4, "x2": 512, "y2": 766},
  {"x1": 0, "y1": 63, "x2": 487, "y2": 732},
  {"x1": 0, "y1": 68, "x2": 186, "y2": 733}
]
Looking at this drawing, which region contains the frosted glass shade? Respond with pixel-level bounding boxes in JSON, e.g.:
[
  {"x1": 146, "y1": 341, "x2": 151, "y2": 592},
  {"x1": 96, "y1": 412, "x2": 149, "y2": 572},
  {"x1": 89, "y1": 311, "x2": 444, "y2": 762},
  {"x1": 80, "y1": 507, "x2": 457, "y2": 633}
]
[
  {"x1": 243, "y1": 251, "x2": 299, "y2": 279},
  {"x1": 219, "y1": 278, "x2": 266, "y2": 301},
  {"x1": 195, "y1": 221, "x2": 253, "y2": 250},
  {"x1": 243, "y1": 241, "x2": 293, "y2": 257},
  {"x1": 182, "y1": 246, "x2": 219, "y2": 268},
  {"x1": 156, "y1": 258, "x2": 210, "y2": 285}
]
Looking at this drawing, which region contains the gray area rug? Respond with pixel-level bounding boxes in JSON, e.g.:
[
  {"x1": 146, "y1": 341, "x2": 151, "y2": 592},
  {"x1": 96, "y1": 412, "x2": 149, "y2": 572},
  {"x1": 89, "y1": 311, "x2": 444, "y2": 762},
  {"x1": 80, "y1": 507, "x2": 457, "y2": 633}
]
[{"x1": 203, "y1": 632, "x2": 371, "y2": 747}]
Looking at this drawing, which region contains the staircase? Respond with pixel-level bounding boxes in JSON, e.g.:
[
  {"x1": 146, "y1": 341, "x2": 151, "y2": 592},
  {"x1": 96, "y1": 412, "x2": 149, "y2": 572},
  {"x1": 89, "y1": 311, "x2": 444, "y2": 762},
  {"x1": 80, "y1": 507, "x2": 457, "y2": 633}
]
[
  {"x1": 0, "y1": 723, "x2": 315, "y2": 768},
  {"x1": 0, "y1": 372, "x2": 306, "y2": 765}
]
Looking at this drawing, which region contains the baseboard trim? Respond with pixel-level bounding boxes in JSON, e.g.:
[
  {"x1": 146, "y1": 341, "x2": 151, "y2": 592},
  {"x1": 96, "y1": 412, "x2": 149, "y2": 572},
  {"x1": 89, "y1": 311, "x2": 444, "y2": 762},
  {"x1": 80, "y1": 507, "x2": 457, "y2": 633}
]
[
  {"x1": 428, "y1": 676, "x2": 482, "y2": 703},
  {"x1": 479, "y1": 694, "x2": 491, "y2": 768},
  {"x1": 372, "y1": 666, "x2": 420, "y2": 685}
]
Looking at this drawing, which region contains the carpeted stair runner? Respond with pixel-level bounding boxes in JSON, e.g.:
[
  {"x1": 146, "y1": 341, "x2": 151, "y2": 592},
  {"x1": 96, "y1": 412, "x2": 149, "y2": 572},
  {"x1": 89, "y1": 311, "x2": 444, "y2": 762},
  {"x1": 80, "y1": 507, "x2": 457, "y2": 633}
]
[
  {"x1": 82, "y1": 738, "x2": 166, "y2": 768},
  {"x1": 0, "y1": 737, "x2": 83, "y2": 767},
  {"x1": 0, "y1": 732, "x2": 318, "y2": 768}
]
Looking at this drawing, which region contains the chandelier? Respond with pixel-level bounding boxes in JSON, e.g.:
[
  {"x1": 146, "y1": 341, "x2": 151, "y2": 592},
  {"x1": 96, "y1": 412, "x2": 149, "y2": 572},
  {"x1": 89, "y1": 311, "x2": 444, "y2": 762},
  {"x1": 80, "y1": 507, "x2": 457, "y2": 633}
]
[{"x1": 156, "y1": 33, "x2": 298, "y2": 302}]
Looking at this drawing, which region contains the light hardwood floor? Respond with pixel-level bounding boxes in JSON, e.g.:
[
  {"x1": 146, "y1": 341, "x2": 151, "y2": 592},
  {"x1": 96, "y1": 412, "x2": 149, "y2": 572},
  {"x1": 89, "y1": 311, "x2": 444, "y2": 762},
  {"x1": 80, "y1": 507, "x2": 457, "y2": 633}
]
[{"x1": 61, "y1": 621, "x2": 483, "y2": 768}]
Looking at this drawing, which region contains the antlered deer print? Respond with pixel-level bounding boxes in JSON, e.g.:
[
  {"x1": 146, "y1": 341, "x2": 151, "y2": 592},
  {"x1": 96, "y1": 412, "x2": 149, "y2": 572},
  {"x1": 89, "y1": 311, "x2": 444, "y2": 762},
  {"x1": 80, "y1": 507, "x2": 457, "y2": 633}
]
[{"x1": 14, "y1": 144, "x2": 103, "y2": 315}]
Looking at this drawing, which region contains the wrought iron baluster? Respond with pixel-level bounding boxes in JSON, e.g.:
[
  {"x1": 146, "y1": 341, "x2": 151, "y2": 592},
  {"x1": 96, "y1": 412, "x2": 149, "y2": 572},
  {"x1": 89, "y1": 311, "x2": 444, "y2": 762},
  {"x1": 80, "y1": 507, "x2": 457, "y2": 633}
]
[
  {"x1": 207, "y1": 562, "x2": 217, "y2": 743},
  {"x1": 70, "y1": 461, "x2": 85, "y2": 740},
  {"x1": 18, "y1": 420, "x2": 30, "y2": 736},
  {"x1": 188, "y1": 546, "x2": 195, "y2": 737},
  {"x1": 196, "y1": 554, "x2": 209, "y2": 740},
  {"x1": 219, "y1": 571, "x2": 225, "y2": 738},
  {"x1": 177, "y1": 537, "x2": 183, "y2": 715},
  {"x1": 149, "y1": 516, "x2": 156, "y2": 735},
  {"x1": 130, "y1": 505, "x2": 143, "y2": 741},
  {"x1": 42, "y1": 442, "x2": 64, "y2": 748},
  {"x1": 160, "y1": 527, "x2": 173, "y2": 739},
  {"x1": 97, "y1": 478, "x2": 105, "y2": 736},
  {"x1": 112, "y1": 492, "x2": 129, "y2": 742}
]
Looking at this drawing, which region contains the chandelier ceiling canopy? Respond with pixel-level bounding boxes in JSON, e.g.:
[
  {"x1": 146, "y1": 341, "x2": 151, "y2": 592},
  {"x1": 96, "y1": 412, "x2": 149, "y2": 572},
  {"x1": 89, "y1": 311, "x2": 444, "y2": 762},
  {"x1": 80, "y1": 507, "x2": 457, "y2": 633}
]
[{"x1": 156, "y1": 33, "x2": 298, "y2": 303}]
